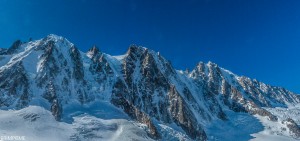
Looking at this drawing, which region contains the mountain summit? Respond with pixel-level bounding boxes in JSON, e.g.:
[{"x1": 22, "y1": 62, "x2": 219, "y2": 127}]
[{"x1": 0, "y1": 35, "x2": 300, "y2": 141}]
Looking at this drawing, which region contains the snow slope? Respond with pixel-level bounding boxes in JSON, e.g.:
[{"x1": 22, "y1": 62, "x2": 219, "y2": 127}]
[
  {"x1": 250, "y1": 115, "x2": 298, "y2": 141},
  {"x1": 250, "y1": 104, "x2": 300, "y2": 141},
  {"x1": 0, "y1": 105, "x2": 153, "y2": 141}
]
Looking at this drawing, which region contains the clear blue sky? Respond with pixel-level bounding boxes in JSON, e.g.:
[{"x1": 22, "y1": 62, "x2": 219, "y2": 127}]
[{"x1": 0, "y1": 0, "x2": 299, "y2": 93}]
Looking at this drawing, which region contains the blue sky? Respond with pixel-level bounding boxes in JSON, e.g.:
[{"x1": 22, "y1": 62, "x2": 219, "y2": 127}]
[{"x1": 0, "y1": 0, "x2": 300, "y2": 93}]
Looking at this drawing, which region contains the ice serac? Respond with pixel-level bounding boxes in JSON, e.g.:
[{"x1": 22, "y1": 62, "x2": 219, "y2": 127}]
[{"x1": 1, "y1": 34, "x2": 300, "y2": 140}]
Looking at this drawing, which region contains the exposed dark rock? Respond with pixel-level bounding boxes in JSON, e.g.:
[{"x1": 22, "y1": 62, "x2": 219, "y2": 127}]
[
  {"x1": 111, "y1": 79, "x2": 161, "y2": 139},
  {"x1": 168, "y1": 85, "x2": 207, "y2": 140},
  {"x1": 70, "y1": 45, "x2": 84, "y2": 81},
  {"x1": 36, "y1": 40, "x2": 60, "y2": 87},
  {"x1": 0, "y1": 62, "x2": 30, "y2": 108},
  {"x1": 21, "y1": 113, "x2": 40, "y2": 122},
  {"x1": 0, "y1": 48, "x2": 7, "y2": 55},
  {"x1": 51, "y1": 99, "x2": 62, "y2": 121},
  {"x1": 284, "y1": 118, "x2": 300, "y2": 138},
  {"x1": 87, "y1": 45, "x2": 100, "y2": 58},
  {"x1": 6, "y1": 40, "x2": 22, "y2": 55},
  {"x1": 88, "y1": 46, "x2": 114, "y2": 82}
]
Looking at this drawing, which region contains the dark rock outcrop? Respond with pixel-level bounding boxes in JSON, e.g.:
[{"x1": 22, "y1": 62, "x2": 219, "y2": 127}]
[
  {"x1": 285, "y1": 118, "x2": 300, "y2": 138},
  {"x1": 4, "y1": 40, "x2": 22, "y2": 55},
  {"x1": 0, "y1": 62, "x2": 30, "y2": 108}
]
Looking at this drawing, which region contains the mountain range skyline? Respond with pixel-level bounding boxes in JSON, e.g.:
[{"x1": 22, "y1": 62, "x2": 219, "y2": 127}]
[
  {"x1": 2, "y1": 33, "x2": 300, "y2": 95},
  {"x1": 1, "y1": 34, "x2": 300, "y2": 140},
  {"x1": 0, "y1": 0, "x2": 300, "y2": 93}
]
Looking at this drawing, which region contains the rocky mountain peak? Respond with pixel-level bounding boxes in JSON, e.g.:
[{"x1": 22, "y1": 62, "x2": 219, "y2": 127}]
[
  {"x1": 195, "y1": 61, "x2": 206, "y2": 72},
  {"x1": 126, "y1": 44, "x2": 147, "y2": 57},
  {"x1": 0, "y1": 39, "x2": 23, "y2": 55},
  {"x1": 207, "y1": 61, "x2": 217, "y2": 66},
  {"x1": 191, "y1": 61, "x2": 218, "y2": 79},
  {"x1": 37, "y1": 34, "x2": 74, "y2": 51},
  {"x1": 87, "y1": 45, "x2": 100, "y2": 58},
  {"x1": 45, "y1": 34, "x2": 65, "y2": 41}
]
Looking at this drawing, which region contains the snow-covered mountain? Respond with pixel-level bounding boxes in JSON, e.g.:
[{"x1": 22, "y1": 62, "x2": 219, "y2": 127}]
[{"x1": 1, "y1": 34, "x2": 300, "y2": 141}]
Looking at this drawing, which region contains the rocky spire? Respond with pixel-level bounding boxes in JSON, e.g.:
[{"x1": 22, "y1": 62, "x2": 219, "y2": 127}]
[
  {"x1": 87, "y1": 45, "x2": 100, "y2": 58},
  {"x1": 6, "y1": 40, "x2": 22, "y2": 54}
]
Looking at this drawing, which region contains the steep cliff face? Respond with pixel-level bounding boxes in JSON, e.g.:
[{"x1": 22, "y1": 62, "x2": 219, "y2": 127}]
[
  {"x1": 0, "y1": 35, "x2": 93, "y2": 120},
  {"x1": 0, "y1": 61, "x2": 29, "y2": 109},
  {"x1": 189, "y1": 61, "x2": 300, "y2": 119},
  {"x1": 0, "y1": 34, "x2": 300, "y2": 140},
  {"x1": 111, "y1": 46, "x2": 208, "y2": 140}
]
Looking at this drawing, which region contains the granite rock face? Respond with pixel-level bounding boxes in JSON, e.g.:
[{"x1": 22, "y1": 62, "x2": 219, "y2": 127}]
[
  {"x1": 0, "y1": 34, "x2": 300, "y2": 140},
  {"x1": 0, "y1": 61, "x2": 29, "y2": 108}
]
